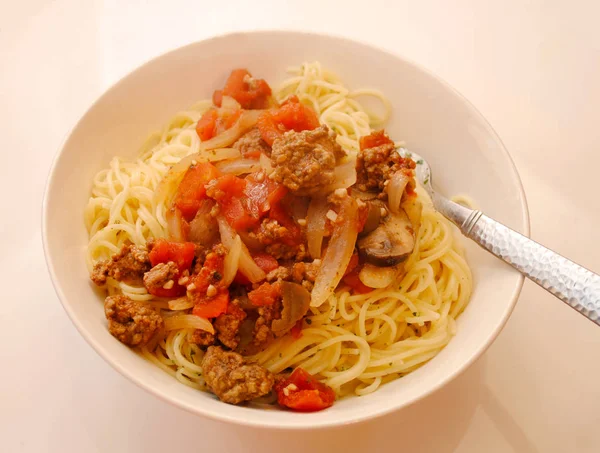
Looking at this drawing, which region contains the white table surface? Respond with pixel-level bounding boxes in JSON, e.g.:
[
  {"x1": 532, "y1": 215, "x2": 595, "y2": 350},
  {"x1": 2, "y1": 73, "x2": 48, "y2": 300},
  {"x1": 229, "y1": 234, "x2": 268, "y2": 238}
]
[{"x1": 2, "y1": 0, "x2": 599, "y2": 451}]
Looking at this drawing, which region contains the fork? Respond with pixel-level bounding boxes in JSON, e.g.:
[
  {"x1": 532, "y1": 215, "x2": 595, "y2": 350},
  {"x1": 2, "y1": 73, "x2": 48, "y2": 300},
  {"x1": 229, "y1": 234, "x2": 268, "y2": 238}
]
[{"x1": 409, "y1": 151, "x2": 600, "y2": 326}]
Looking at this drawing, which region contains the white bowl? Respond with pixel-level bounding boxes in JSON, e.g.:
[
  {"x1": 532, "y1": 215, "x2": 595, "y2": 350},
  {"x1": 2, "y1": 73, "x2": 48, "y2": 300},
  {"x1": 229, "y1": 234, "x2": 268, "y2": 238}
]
[{"x1": 42, "y1": 31, "x2": 529, "y2": 429}]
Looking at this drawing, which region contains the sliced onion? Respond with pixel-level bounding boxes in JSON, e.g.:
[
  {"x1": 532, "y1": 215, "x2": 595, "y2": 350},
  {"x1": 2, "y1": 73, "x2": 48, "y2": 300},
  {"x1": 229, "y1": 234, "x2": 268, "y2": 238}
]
[
  {"x1": 217, "y1": 215, "x2": 236, "y2": 244},
  {"x1": 155, "y1": 167, "x2": 187, "y2": 209},
  {"x1": 163, "y1": 314, "x2": 214, "y2": 334},
  {"x1": 166, "y1": 207, "x2": 186, "y2": 242},
  {"x1": 154, "y1": 148, "x2": 241, "y2": 208},
  {"x1": 320, "y1": 158, "x2": 357, "y2": 193},
  {"x1": 220, "y1": 95, "x2": 241, "y2": 111},
  {"x1": 401, "y1": 195, "x2": 423, "y2": 235},
  {"x1": 289, "y1": 196, "x2": 309, "y2": 222},
  {"x1": 199, "y1": 110, "x2": 262, "y2": 150},
  {"x1": 217, "y1": 217, "x2": 266, "y2": 283},
  {"x1": 215, "y1": 158, "x2": 261, "y2": 175},
  {"x1": 306, "y1": 197, "x2": 328, "y2": 259},
  {"x1": 272, "y1": 282, "x2": 311, "y2": 334},
  {"x1": 168, "y1": 297, "x2": 195, "y2": 311},
  {"x1": 311, "y1": 197, "x2": 359, "y2": 307},
  {"x1": 172, "y1": 147, "x2": 240, "y2": 171},
  {"x1": 388, "y1": 171, "x2": 410, "y2": 214},
  {"x1": 199, "y1": 147, "x2": 241, "y2": 161},
  {"x1": 154, "y1": 110, "x2": 261, "y2": 207},
  {"x1": 222, "y1": 234, "x2": 242, "y2": 286},
  {"x1": 259, "y1": 152, "x2": 273, "y2": 174},
  {"x1": 188, "y1": 200, "x2": 219, "y2": 245},
  {"x1": 333, "y1": 158, "x2": 357, "y2": 188},
  {"x1": 359, "y1": 264, "x2": 398, "y2": 289}
]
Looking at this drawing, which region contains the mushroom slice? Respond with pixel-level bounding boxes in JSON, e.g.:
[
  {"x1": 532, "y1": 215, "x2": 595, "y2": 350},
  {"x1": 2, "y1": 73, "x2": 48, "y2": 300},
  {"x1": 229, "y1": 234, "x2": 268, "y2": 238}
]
[
  {"x1": 272, "y1": 282, "x2": 311, "y2": 335},
  {"x1": 359, "y1": 263, "x2": 399, "y2": 288},
  {"x1": 359, "y1": 200, "x2": 382, "y2": 236},
  {"x1": 357, "y1": 208, "x2": 415, "y2": 266}
]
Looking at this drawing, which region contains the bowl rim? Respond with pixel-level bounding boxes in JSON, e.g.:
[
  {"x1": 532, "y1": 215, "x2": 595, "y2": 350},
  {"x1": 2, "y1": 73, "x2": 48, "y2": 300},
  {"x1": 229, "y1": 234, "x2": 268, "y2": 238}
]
[{"x1": 41, "y1": 29, "x2": 530, "y2": 430}]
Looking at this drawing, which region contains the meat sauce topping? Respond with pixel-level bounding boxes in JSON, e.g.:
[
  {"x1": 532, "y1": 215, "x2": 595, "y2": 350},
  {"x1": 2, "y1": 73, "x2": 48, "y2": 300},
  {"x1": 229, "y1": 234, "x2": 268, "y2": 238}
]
[{"x1": 90, "y1": 68, "x2": 420, "y2": 411}]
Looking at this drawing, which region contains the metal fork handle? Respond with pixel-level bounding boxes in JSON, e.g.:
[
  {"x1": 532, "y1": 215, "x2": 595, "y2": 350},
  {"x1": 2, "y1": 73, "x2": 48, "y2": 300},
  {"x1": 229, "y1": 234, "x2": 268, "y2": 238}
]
[{"x1": 433, "y1": 193, "x2": 600, "y2": 325}]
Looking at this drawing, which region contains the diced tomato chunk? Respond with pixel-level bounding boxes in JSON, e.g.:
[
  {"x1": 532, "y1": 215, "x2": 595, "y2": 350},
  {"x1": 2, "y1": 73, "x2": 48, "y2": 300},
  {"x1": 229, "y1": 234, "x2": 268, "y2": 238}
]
[
  {"x1": 213, "y1": 69, "x2": 272, "y2": 109},
  {"x1": 191, "y1": 248, "x2": 225, "y2": 294},
  {"x1": 342, "y1": 270, "x2": 372, "y2": 294},
  {"x1": 269, "y1": 203, "x2": 303, "y2": 246},
  {"x1": 147, "y1": 239, "x2": 195, "y2": 297},
  {"x1": 357, "y1": 203, "x2": 370, "y2": 233},
  {"x1": 190, "y1": 248, "x2": 229, "y2": 318},
  {"x1": 209, "y1": 173, "x2": 288, "y2": 232},
  {"x1": 196, "y1": 108, "x2": 242, "y2": 142},
  {"x1": 213, "y1": 175, "x2": 256, "y2": 230},
  {"x1": 252, "y1": 253, "x2": 279, "y2": 273},
  {"x1": 212, "y1": 90, "x2": 223, "y2": 107},
  {"x1": 359, "y1": 130, "x2": 394, "y2": 150},
  {"x1": 234, "y1": 252, "x2": 279, "y2": 285},
  {"x1": 275, "y1": 368, "x2": 336, "y2": 412},
  {"x1": 174, "y1": 163, "x2": 221, "y2": 221},
  {"x1": 149, "y1": 239, "x2": 195, "y2": 271},
  {"x1": 192, "y1": 289, "x2": 229, "y2": 318},
  {"x1": 344, "y1": 253, "x2": 359, "y2": 277},
  {"x1": 217, "y1": 109, "x2": 242, "y2": 135},
  {"x1": 245, "y1": 172, "x2": 287, "y2": 214},
  {"x1": 221, "y1": 197, "x2": 257, "y2": 231},
  {"x1": 248, "y1": 282, "x2": 281, "y2": 306},
  {"x1": 211, "y1": 174, "x2": 247, "y2": 199},
  {"x1": 196, "y1": 110, "x2": 219, "y2": 141},
  {"x1": 257, "y1": 95, "x2": 320, "y2": 146},
  {"x1": 280, "y1": 389, "x2": 332, "y2": 411}
]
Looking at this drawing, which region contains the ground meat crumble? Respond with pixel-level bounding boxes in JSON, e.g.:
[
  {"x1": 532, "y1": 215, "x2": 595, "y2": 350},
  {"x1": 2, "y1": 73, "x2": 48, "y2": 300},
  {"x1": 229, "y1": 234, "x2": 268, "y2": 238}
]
[
  {"x1": 265, "y1": 260, "x2": 320, "y2": 292},
  {"x1": 252, "y1": 298, "x2": 282, "y2": 348},
  {"x1": 248, "y1": 218, "x2": 308, "y2": 261},
  {"x1": 266, "y1": 265, "x2": 291, "y2": 282},
  {"x1": 104, "y1": 295, "x2": 163, "y2": 347},
  {"x1": 201, "y1": 346, "x2": 274, "y2": 404},
  {"x1": 356, "y1": 135, "x2": 416, "y2": 192},
  {"x1": 143, "y1": 261, "x2": 179, "y2": 292},
  {"x1": 189, "y1": 330, "x2": 215, "y2": 346},
  {"x1": 214, "y1": 300, "x2": 247, "y2": 350},
  {"x1": 270, "y1": 125, "x2": 346, "y2": 194},
  {"x1": 91, "y1": 244, "x2": 151, "y2": 285},
  {"x1": 233, "y1": 128, "x2": 271, "y2": 157}
]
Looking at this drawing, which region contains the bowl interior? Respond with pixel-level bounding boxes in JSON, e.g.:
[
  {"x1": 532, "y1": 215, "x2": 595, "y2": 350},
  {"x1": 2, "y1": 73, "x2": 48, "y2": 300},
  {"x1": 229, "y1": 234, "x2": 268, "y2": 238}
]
[{"x1": 43, "y1": 31, "x2": 527, "y2": 429}]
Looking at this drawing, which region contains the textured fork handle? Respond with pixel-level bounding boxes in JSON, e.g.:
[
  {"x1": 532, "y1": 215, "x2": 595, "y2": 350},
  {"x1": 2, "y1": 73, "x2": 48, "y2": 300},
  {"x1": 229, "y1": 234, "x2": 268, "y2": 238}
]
[{"x1": 433, "y1": 194, "x2": 600, "y2": 325}]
